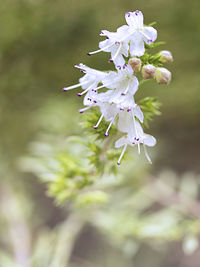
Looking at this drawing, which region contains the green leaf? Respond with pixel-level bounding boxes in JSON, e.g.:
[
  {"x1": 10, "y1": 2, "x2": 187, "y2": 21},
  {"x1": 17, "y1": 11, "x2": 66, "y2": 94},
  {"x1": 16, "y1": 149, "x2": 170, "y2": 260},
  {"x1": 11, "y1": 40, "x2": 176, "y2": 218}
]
[
  {"x1": 81, "y1": 108, "x2": 117, "y2": 141},
  {"x1": 139, "y1": 97, "x2": 161, "y2": 128}
]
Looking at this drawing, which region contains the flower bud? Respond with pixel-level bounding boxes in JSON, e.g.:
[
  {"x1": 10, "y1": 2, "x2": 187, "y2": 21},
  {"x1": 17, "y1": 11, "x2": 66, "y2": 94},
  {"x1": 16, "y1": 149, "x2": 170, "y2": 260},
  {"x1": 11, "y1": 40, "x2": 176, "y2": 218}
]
[
  {"x1": 142, "y1": 64, "x2": 156, "y2": 80},
  {"x1": 155, "y1": 67, "x2": 171, "y2": 84},
  {"x1": 128, "y1": 57, "x2": 141, "y2": 72},
  {"x1": 159, "y1": 50, "x2": 173, "y2": 63}
]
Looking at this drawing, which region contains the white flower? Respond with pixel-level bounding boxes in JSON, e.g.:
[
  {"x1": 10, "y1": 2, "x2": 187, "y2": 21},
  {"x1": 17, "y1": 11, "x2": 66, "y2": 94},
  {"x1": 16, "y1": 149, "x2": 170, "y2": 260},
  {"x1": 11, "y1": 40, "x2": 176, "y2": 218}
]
[
  {"x1": 78, "y1": 90, "x2": 99, "y2": 114},
  {"x1": 62, "y1": 64, "x2": 107, "y2": 96},
  {"x1": 124, "y1": 10, "x2": 157, "y2": 57},
  {"x1": 115, "y1": 121, "x2": 156, "y2": 165},
  {"x1": 88, "y1": 26, "x2": 129, "y2": 67},
  {"x1": 94, "y1": 93, "x2": 143, "y2": 137},
  {"x1": 101, "y1": 64, "x2": 139, "y2": 96}
]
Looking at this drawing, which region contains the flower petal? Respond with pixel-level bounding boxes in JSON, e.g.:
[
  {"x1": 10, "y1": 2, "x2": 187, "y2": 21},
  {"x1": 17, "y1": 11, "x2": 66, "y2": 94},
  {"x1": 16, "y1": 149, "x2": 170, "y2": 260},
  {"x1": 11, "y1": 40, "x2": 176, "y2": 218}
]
[
  {"x1": 112, "y1": 54, "x2": 125, "y2": 67},
  {"x1": 143, "y1": 134, "x2": 157, "y2": 147},
  {"x1": 125, "y1": 11, "x2": 144, "y2": 28},
  {"x1": 129, "y1": 34, "x2": 145, "y2": 57},
  {"x1": 143, "y1": 26, "x2": 157, "y2": 44},
  {"x1": 100, "y1": 103, "x2": 117, "y2": 121},
  {"x1": 115, "y1": 135, "x2": 130, "y2": 148},
  {"x1": 128, "y1": 76, "x2": 139, "y2": 95},
  {"x1": 116, "y1": 25, "x2": 129, "y2": 36},
  {"x1": 118, "y1": 112, "x2": 134, "y2": 134},
  {"x1": 99, "y1": 39, "x2": 113, "y2": 52},
  {"x1": 102, "y1": 71, "x2": 118, "y2": 89},
  {"x1": 134, "y1": 105, "x2": 144, "y2": 123}
]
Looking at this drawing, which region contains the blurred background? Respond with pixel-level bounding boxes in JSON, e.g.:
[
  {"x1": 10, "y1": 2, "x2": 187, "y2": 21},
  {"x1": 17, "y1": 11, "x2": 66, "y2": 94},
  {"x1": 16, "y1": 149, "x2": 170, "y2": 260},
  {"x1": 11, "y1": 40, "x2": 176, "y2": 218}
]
[{"x1": 1, "y1": 0, "x2": 200, "y2": 266}]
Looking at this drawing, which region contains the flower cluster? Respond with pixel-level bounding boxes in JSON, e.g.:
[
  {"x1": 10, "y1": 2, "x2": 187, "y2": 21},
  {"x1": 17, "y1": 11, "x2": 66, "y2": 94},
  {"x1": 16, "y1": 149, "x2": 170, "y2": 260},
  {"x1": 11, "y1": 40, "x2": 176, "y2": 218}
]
[{"x1": 63, "y1": 10, "x2": 173, "y2": 165}]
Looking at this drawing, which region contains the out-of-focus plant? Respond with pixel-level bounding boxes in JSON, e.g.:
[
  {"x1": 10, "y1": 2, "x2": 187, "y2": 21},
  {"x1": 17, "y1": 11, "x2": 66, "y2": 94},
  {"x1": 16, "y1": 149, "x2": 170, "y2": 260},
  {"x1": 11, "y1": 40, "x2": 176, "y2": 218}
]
[{"x1": 19, "y1": 136, "x2": 200, "y2": 265}]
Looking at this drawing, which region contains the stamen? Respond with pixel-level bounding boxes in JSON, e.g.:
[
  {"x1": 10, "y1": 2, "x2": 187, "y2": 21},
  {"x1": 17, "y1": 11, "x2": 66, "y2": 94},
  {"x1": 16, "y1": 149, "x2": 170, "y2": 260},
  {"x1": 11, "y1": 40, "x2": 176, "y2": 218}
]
[
  {"x1": 91, "y1": 79, "x2": 118, "y2": 92},
  {"x1": 93, "y1": 114, "x2": 104, "y2": 129},
  {"x1": 62, "y1": 81, "x2": 88, "y2": 91},
  {"x1": 104, "y1": 116, "x2": 116, "y2": 136},
  {"x1": 88, "y1": 40, "x2": 117, "y2": 55},
  {"x1": 117, "y1": 144, "x2": 127, "y2": 165},
  {"x1": 77, "y1": 82, "x2": 97, "y2": 96},
  {"x1": 143, "y1": 144, "x2": 152, "y2": 164},
  {"x1": 77, "y1": 87, "x2": 90, "y2": 97},
  {"x1": 78, "y1": 107, "x2": 90, "y2": 113}
]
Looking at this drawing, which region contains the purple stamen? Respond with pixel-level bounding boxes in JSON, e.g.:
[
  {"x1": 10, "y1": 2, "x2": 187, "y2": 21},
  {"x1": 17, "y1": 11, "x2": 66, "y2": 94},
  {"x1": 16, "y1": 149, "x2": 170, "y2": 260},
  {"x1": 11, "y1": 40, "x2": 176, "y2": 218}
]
[
  {"x1": 135, "y1": 10, "x2": 140, "y2": 16},
  {"x1": 121, "y1": 93, "x2": 125, "y2": 96},
  {"x1": 117, "y1": 65, "x2": 121, "y2": 70},
  {"x1": 109, "y1": 59, "x2": 113, "y2": 62},
  {"x1": 117, "y1": 161, "x2": 121, "y2": 165},
  {"x1": 115, "y1": 41, "x2": 120, "y2": 45},
  {"x1": 126, "y1": 12, "x2": 131, "y2": 17},
  {"x1": 104, "y1": 133, "x2": 109, "y2": 137},
  {"x1": 93, "y1": 100, "x2": 97, "y2": 103},
  {"x1": 127, "y1": 108, "x2": 131, "y2": 112},
  {"x1": 120, "y1": 108, "x2": 124, "y2": 111},
  {"x1": 62, "y1": 88, "x2": 67, "y2": 92},
  {"x1": 80, "y1": 70, "x2": 84, "y2": 73},
  {"x1": 148, "y1": 39, "x2": 153, "y2": 43},
  {"x1": 77, "y1": 93, "x2": 82, "y2": 97},
  {"x1": 106, "y1": 36, "x2": 109, "y2": 39},
  {"x1": 87, "y1": 53, "x2": 91, "y2": 56},
  {"x1": 93, "y1": 126, "x2": 98, "y2": 129},
  {"x1": 99, "y1": 31, "x2": 103, "y2": 35},
  {"x1": 79, "y1": 109, "x2": 84, "y2": 113}
]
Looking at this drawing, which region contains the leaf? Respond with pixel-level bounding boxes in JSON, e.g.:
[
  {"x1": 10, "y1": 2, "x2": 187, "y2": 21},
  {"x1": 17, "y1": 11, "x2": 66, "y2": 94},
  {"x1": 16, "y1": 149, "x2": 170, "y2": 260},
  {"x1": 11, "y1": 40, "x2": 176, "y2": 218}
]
[{"x1": 139, "y1": 97, "x2": 161, "y2": 128}]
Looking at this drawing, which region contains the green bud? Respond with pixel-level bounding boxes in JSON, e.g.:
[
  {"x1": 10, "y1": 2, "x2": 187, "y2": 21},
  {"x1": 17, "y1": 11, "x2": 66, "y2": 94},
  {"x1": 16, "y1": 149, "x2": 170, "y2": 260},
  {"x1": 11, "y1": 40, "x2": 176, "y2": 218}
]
[
  {"x1": 155, "y1": 67, "x2": 171, "y2": 84},
  {"x1": 128, "y1": 57, "x2": 142, "y2": 72},
  {"x1": 142, "y1": 64, "x2": 156, "y2": 80},
  {"x1": 159, "y1": 50, "x2": 173, "y2": 63}
]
